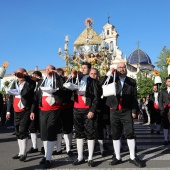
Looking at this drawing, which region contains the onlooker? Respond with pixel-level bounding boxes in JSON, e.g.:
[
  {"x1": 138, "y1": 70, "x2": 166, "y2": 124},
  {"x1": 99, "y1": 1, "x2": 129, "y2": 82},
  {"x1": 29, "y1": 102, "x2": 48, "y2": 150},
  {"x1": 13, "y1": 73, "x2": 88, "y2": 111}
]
[
  {"x1": 140, "y1": 97, "x2": 148, "y2": 123},
  {"x1": 148, "y1": 85, "x2": 161, "y2": 134}
]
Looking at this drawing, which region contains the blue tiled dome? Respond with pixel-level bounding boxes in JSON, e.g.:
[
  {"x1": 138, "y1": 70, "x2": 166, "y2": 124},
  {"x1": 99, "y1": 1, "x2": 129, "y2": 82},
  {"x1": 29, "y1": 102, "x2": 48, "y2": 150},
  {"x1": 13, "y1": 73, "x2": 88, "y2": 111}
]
[{"x1": 127, "y1": 49, "x2": 152, "y2": 64}]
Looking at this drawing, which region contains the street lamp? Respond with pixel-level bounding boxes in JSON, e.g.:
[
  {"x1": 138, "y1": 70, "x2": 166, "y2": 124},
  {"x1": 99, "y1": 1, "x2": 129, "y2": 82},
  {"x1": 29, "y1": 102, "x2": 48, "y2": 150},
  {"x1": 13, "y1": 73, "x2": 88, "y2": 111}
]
[{"x1": 58, "y1": 35, "x2": 73, "y2": 75}]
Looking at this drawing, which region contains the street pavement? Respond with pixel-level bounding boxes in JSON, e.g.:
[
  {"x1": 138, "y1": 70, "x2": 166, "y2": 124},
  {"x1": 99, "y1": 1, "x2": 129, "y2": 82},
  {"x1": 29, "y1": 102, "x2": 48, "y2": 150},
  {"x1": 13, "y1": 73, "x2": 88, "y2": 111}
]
[{"x1": 0, "y1": 119, "x2": 170, "y2": 170}]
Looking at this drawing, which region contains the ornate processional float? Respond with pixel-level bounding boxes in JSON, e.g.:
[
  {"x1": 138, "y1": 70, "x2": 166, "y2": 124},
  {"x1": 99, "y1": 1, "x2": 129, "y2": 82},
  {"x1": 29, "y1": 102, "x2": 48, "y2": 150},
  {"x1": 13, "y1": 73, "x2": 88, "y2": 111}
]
[{"x1": 58, "y1": 18, "x2": 121, "y2": 76}]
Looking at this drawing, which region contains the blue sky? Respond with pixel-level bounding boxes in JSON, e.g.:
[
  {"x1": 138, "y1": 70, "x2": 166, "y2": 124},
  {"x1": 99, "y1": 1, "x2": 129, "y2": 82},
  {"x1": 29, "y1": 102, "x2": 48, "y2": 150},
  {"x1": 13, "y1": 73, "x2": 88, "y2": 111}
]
[{"x1": 0, "y1": 0, "x2": 170, "y2": 74}]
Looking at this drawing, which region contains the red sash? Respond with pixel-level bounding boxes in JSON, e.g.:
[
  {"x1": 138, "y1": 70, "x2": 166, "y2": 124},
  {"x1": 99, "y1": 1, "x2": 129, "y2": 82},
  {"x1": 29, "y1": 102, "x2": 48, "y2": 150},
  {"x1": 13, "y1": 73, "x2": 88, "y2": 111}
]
[
  {"x1": 164, "y1": 103, "x2": 170, "y2": 109},
  {"x1": 117, "y1": 97, "x2": 122, "y2": 110},
  {"x1": 110, "y1": 97, "x2": 122, "y2": 111},
  {"x1": 74, "y1": 95, "x2": 90, "y2": 109},
  {"x1": 13, "y1": 98, "x2": 25, "y2": 112},
  {"x1": 39, "y1": 96, "x2": 62, "y2": 111},
  {"x1": 154, "y1": 102, "x2": 159, "y2": 109}
]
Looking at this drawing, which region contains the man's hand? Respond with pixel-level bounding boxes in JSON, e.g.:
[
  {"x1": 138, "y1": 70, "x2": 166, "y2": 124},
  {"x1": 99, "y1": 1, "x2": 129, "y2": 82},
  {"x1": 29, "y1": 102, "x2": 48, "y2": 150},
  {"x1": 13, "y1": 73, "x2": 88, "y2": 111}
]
[
  {"x1": 31, "y1": 75, "x2": 41, "y2": 81},
  {"x1": 30, "y1": 112, "x2": 35, "y2": 120},
  {"x1": 6, "y1": 114, "x2": 10, "y2": 120},
  {"x1": 106, "y1": 68, "x2": 115, "y2": 76},
  {"x1": 13, "y1": 72, "x2": 26, "y2": 78},
  {"x1": 72, "y1": 70, "x2": 77, "y2": 78},
  {"x1": 110, "y1": 68, "x2": 115, "y2": 74},
  {"x1": 87, "y1": 112, "x2": 94, "y2": 119}
]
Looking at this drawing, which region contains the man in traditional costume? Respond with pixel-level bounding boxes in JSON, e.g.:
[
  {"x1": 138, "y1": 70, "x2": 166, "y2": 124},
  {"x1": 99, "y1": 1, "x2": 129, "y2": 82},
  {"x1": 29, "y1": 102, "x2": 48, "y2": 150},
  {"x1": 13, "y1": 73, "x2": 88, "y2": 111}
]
[
  {"x1": 27, "y1": 71, "x2": 43, "y2": 154},
  {"x1": 30, "y1": 65, "x2": 63, "y2": 168},
  {"x1": 104, "y1": 62, "x2": 144, "y2": 168},
  {"x1": 72, "y1": 62, "x2": 100, "y2": 167},
  {"x1": 148, "y1": 85, "x2": 161, "y2": 134},
  {"x1": 6, "y1": 68, "x2": 36, "y2": 162}
]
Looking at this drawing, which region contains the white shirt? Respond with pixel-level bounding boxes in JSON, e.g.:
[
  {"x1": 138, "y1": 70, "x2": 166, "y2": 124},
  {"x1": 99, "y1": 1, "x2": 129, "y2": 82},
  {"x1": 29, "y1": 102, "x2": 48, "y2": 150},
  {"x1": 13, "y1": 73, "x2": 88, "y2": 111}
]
[
  {"x1": 167, "y1": 87, "x2": 170, "y2": 93},
  {"x1": 44, "y1": 77, "x2": 52, "y2": 87},
  {"x1": 77, "y1": 75, "x2": 89, "y2": 95},
  {"x1": 18, "y1": 81, "x2": 25, "y2": 92},
  {"x1": 119, "y1": 77, "x2": 126, "y2": 87},
  {"x1": 154, "y1": 92, "x2": 158, "y2": 105},
  {"x1": 119, "y1": 77, "x2": 126, "y2": 96}
]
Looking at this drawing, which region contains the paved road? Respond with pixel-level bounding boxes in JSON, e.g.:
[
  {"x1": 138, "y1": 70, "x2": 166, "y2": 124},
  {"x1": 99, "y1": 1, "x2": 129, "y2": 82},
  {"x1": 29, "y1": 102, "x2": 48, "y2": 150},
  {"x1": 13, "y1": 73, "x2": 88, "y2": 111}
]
[{"x1": 0, "y1": 120, "x2": 170, "y2": 170}]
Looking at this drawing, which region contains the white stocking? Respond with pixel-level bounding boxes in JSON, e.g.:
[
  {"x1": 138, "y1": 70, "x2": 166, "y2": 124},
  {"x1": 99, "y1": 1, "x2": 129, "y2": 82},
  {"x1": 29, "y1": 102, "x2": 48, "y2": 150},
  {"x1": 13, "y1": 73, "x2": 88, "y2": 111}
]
[
  {"x1": 87, "y1": 140, "x2": 95, "y2": 161},
  {"x1": 56, "y1": 134, "x2": 62, "y2": 152},
  {"x1": 17, "y1": 139, "x2": 22, "y2": 156},
  {"x1": 77, "y1": 139, "x2": 84, "y2": 161},
  {"x1": 127, "y1": 139, "x2": 135, "y2": 160},
  {"x1": 98, "y1": 140, "x2": 104, "y2": 153},
  {"x1": 30, "y1": 133, "x2": 37, "y2": 149},
  {"x1": 64, "y1": 133, "x2": 72, "y2": 152},
  {"x1": 113, "y1": 140, "x2": 121, "y2": 160},
  {"x1": 21, "y1": 137, "x2": 28, "y2": 156},
  {"x1": 43, "y1": 141, "x2": 47, "y2": 157},
  {"x1": 46, "y1": 141, "x2": 56, "y2": 161}
]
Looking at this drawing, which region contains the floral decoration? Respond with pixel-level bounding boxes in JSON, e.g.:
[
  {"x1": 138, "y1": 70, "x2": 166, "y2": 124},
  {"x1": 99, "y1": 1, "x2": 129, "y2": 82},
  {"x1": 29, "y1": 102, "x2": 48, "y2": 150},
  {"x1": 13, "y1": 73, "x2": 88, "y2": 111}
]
[
  {"x1": 153, "y1": 70, "x2": 159, "y2": 76},
  {"x1": 167, "y1": 57, "x2": 170, "y2": 65}
]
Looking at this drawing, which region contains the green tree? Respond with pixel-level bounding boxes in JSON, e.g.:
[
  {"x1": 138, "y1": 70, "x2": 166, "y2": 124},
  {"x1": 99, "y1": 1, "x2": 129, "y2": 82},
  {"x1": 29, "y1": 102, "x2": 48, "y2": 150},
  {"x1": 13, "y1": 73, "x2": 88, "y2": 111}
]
[
  {"x1": 0, "y1": 80, "x2": 12, "y2": 94},
  {"x1": 136, "y1": 71, "x2": 154, "y2": 99},
  {"x1": 155, "y1": 46, "x2": 170, "y2": 88}
]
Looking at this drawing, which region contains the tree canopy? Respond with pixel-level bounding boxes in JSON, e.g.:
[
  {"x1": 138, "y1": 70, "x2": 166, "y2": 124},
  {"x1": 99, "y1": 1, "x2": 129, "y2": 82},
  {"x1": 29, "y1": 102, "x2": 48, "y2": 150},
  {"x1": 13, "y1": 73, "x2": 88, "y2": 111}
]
[{"x1": 155, "y1": 46, "x2": 170, "y2": 88}]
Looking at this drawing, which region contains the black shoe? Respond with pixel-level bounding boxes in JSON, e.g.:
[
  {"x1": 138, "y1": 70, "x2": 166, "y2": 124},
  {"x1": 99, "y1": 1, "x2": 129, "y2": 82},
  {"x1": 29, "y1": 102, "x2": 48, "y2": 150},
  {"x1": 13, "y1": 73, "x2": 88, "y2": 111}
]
[
  {"x1": 151, "y1": 129, "x2": 154, "y2": 134},
  {"x1": 67, "y1": 151, "x2": 73, "y2": 157},
  {"x1": 52, "y1": 150, "x2": 62, "y2": 155},
  {"x1": 44, "y1": 160, "x2": 51, "y2": 168},
  {"x1": 12, "y1": 154, "x2": 20, "y2": 159},
  {"x1": 19, "y1": 155, "x2": 27, "y2": 161},
  {"x1": 39, "y1": 157, "x2": 46, "y2": 164},
  {"x1": 40, "y1": 147, "x2": 45, "y2": 155},
  {"x1": 27, "y1": 147, "x2": 38, "y2": 154},
  {"x1": 88, "y1": 160, "x2": 95, "y2": 167},
  {"x1": 129, "y1": 158, "x2": 144, "y2": 167},
  {"x1": 156, "y1": 131, "x2": 160, "y2": 135},
  {"x1": 109, "y1": 157, "x2": 122, "y2": 165},
  {"x1": 72, "y1": 158, "x2": 85, "y2": 166},
  {"x1": 163, "y1": 141, "x2": 168, "y2": 145}
]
